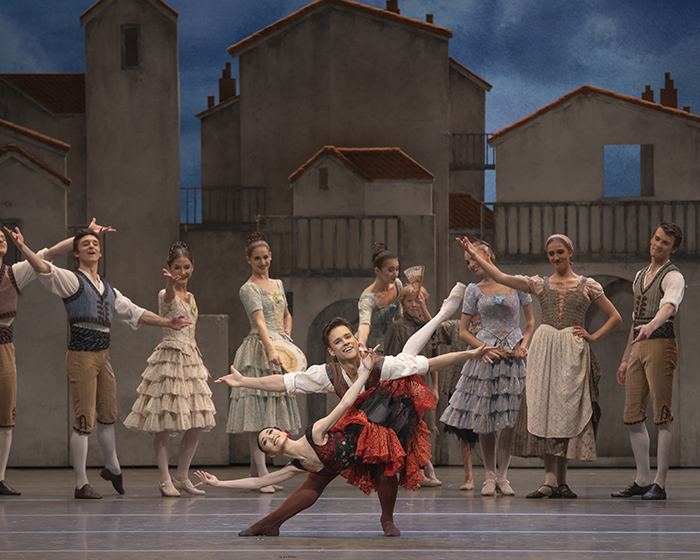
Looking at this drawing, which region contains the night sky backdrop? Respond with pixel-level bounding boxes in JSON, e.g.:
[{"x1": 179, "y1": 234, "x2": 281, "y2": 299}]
[{"x1": 2, "y1": 0, "x2": 698, "y2": 200}]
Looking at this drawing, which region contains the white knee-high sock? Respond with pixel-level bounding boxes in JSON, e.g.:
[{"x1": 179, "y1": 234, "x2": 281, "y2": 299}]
[
  {"x1": 154, "y1": 432, "x2": 171, "y2": 484},
  {"x1": 95, "y1": 423, "x2": 121, "y2": 475},
  {"x1": 0, "y1": 428, "x2": 12, "y2": 481},
  {"x1": 654, "y1": 422, "x2": 674, "y2": 488},
  {"x1": 70, "y1": 432, "x2": 90, "y2": 488},
  {"x1": 628, "y1": 422, "x2": 651, "y2": 487},
  {"x1": 402, "y1": 283, "x2": 466, "y2": 357}
]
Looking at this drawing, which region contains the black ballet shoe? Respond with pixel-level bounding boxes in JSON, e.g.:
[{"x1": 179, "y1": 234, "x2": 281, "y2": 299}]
[
  {"x1": 526, "y1": 485, "x2": 561, "y2": 499},
  {"x1": 100, "y1": 467, "x2": 125, "y2": 495},
  {"x1": 558, "y1": 484, "x2": 577, "y2": 499},
  {"x1": 0, "y1": 480, "x2": 20, "y2": 495},
  {"x1": 75, "y1": 484, "x2": 102, "y2": 499},
  {"x1": 238, "y1": 524, "x2": 280, "y2": 537}
]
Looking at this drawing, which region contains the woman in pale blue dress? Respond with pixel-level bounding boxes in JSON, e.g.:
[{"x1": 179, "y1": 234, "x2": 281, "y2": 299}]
[
  {"x1": 357, "y1": 242, "x2": 402, "y2": 354},
  {"x1": 227, "y1": 233, "x2": 301, "y2": 493},
  {"x1": 440, "y1": 240, "x2": 535, "y2": 496}
]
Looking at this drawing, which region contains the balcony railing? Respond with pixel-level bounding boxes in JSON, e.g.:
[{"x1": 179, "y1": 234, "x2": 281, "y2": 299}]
[
  {"x1": 257, "y1": 215, "x2": 400, "y2": 275},
  {"x1": 493, "y1": 199, "x2": 700, "y2": 260},
  {"x1": 180, "y1": 187, "x2": 266, "y2": 225},
  {"x1": 450, "y1": 133, "x2": 495, "y2": 170}
]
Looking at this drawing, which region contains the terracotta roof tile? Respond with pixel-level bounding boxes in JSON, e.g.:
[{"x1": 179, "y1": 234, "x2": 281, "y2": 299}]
[
  {"x1": 0, "y1": 143, "x2": 71, "y2": 186},
  {"x1": 228, "y1": 0, "x2": 452, "y2": 57},
  {"x1": 0, "y1": 74, "x2": 85, "y2": 115},
  {"x1": 0, "y1": 117, "x2": 70, "y2": 151},
  {"x1": 289, "y1": 146, "x2": 434, "y2": 183},
  {"x1": 449, "y1": 193, "x2": 493, "y2": 229},
  {"x1": 490, "y1": 85, "x2": 700, "y2": 143},
  {"x1": 449, "y1": 57, "x2": 492, "y2": 91}
]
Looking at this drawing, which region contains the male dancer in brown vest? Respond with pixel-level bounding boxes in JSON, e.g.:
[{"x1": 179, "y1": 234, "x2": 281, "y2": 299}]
[
  {"x1": 218, "y1": 283, "x2": 497, "y2": 536},
  {"x1": 0, "y1": 221, "x2": 111, "y2": 495},
  {"x1": 612, "y1": 222, "x2": 684, "y2": 500}
]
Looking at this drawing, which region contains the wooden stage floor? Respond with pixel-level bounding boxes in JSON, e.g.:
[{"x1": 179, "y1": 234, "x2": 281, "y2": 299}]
[{"x1": 1, "y1": 466, "x2": 699, "y2": 559}]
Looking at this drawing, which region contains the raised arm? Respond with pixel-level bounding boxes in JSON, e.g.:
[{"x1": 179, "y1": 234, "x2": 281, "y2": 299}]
[
  {"x1": 138, "y1": 310, "x2": 191, "y2": 330},
  {"x1": 428, "y1": 344, "x2": 499, "y2": 372},
  {"x1": 4, "y1": 227, "x2": 50, "y2": 273},
  {"x1": 216, "y1": 366, "x2": 287, "y2": 392},
  {"x1": 43, "y1": 218, "x2": 116, "y2": 261},
  {"x1": 457, "y1": 237, "x2": 529, "y2": 293},
  {"x1": 632, "y1": 302, "x2": 675, "y2": 344},
  {"x1": 194, "y1": 463, "x2": 302, "y2": 490}
]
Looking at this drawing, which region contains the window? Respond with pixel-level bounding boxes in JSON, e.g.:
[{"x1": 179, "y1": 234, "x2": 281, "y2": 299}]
[
  {"x1": 121, "y1": 25, "x2": 140, "y2": 69},
  {"x1": 604, "y1": 144, "x2": 654, "y2": 197},
  {"x1": 318, "y1": 168, "x2": 329, "y2": 190}
]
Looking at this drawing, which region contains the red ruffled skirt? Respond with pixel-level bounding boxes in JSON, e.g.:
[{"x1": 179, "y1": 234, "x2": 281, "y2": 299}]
[{"x1": 333, "y1": 375, "x2": 435, "y2": 495}]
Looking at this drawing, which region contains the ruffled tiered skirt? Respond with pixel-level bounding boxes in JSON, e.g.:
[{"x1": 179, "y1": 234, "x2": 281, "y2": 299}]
[
  {"x1": 335, "y1": 376, "x2": 434, "y2": 495},
  {"x1": 440, "y1": 356, "x2": 526, "y2": 435},
  {"x1": 226, "y1": 333, "x2": 301, "y2": 434},
  {"x1": 124, "y1": 347, "x2": 216, "y2": 433}
]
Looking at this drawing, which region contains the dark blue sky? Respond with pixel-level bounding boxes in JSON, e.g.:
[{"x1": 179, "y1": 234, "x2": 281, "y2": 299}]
[{"x1": 2, "y1": 0, "x2": 698, "y2": 200}]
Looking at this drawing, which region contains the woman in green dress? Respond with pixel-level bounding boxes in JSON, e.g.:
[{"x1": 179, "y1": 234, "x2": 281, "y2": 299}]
[
  {"x1": 226, "y1": 233, "x2": 302, "y2": 493},
  {"x1": 357, "y1": 242, "x2": 403, "y2": 355}
]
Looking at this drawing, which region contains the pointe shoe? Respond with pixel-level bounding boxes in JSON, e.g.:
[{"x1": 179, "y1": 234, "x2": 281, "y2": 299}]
[
  {"x1": 258, "y1": 485, "x2": 275, "y2": 493},
  {"x1": 419, "y1": 477, "x2": 442, "y2": 488},
  {"x1": 75, "y1": 484, "x2": 102, "y2": 499},
  {"x1": 239, "y1": 523, "x2": 280, "y2": 537},
  {"x1": 159, "y1": 480, "x2": 181, "y2": 497},
  {"x1": 481, "y1": 479, "x2": 497, "y2": 496},
  {"x1": 99, "y1": 467, "x2": 125, "y2": 495},
  {"x1": 497, "y1": 479, "x2": 515, "y2": 496},
  {"x1": 381, "y1": 520, "x2": 401, "y2": 537},
  {"x1": 459, "y1": 480, "x2": 474, "y2": 491},
  {"x1": 173, "y1": 478, "x2": 205, "y2": 495},
  {"x1": 272, "y1": 485, "x2": 284, "y2": 491}
]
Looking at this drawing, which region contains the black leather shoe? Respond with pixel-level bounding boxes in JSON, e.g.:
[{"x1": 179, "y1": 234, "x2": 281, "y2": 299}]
[
  {"x1": 558, "y1": 484, "x2": 577, "y2": 499},
  {"x1": 75, "y1": 484, "x2": 102, "y2": 499},
  {"x1": 100, "y1": 468, "x2": 125, "y2": 494},
  {"x1": 0, "y1": 480, "x2": 21, "y2": 495},
  {"x1": 526, "y1": 485, "x2": 561, "y2": 499},
  {"x1": 642, "y1": 483, "x2": 666, "y2": 500},
  {"x1": 611, "y1": 481, "x2": 652, "y2": 498}
]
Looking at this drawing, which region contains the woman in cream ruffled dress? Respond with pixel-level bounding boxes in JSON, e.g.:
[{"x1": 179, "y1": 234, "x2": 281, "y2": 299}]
[{"x1": 124, "y1": 242, "x2": 216, "y2": 497}]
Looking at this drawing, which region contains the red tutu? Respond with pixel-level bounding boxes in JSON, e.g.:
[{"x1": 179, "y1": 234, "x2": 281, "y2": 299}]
[{"x1": 333, "y1": 375, "x2": 435, "y2": 495}]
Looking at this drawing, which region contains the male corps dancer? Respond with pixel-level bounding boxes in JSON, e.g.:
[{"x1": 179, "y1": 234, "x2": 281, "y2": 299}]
[{"x1": 612, "y1": 222, "x2": 684, "y2": 500}]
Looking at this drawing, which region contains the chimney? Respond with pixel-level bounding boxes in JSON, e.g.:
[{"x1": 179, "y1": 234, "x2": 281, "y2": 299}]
[
  {"x1": 641, "y1": 85, "x2": 654, "y2": 103},
  {"x1": 659, "y1": 72, "x2": 678, "y2": 109},
  {"x1": 426, "y1": 13, "x2": 434, "y2": 24},
  {"x1": 219, "y1": 62, "x2": 237, "y2": 102},
  {"x1": 207, "y1": 95, "x2": 215, "y2": 109},
  {"x1": 683, "y1": 106, "x2": 691, "y2": 113},
  {"x1": 386, "y1": 0, "x2": 400, "y2": 14}
]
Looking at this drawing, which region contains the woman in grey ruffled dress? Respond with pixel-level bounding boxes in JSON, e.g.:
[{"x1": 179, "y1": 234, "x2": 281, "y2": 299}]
[{"x1": 440, "y1": 240, "x2": 534, "y2": 496}]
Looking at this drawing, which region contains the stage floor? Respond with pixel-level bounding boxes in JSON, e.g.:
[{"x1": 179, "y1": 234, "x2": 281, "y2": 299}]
[{"x1": 1, "y1": 466, "x2": 699, "y2": 559}]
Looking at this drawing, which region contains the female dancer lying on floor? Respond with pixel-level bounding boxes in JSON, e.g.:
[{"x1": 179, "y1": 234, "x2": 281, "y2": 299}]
[{"x1": 196, "y1": 296, "x2": 497, "y2": 536}]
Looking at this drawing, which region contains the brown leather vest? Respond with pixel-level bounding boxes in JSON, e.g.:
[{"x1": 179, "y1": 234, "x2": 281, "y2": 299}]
[
  {"x1": 325, "y1": 357, "x2": 385, "y2": 398},
  {"x1": 0, "y1": 264, "x2": 20, "y2": 320}
]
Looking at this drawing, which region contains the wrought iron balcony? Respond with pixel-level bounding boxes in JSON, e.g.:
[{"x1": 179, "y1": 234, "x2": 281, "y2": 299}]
[{"x1": 180, "y1": 187, "x2": 266, "y2": 225}]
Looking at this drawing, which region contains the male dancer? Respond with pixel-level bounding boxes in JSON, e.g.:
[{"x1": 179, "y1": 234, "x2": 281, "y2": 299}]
[
  {"x1": 9, "y1": 226, "x2": 190, "y2": 499},
  {"x1": 0, "y1": 221, "x2": 110, "y2": 495},
  {"x1": 219, "y1": 283, "x2": 492, "y2": 536},
  {"x1": 612, "y1": 222, "x2": 684, "y2": 500}
]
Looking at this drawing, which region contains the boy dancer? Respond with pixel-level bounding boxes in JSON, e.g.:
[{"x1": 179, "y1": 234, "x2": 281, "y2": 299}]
[
  {"x1": 1, "y1": 222, "x2": 109, "y2": 495},
  {"x1": 9, "y1": 226, "x2": 190, "y2": 499},
  {"x1": 218, "y1": 283, "x2": 495, "y2": 536},
  {"x1": 612, "y1": 222, "x2": 684, "y2": 500}
]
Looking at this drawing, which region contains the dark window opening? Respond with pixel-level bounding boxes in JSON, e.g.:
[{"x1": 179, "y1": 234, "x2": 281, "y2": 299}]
[
  {"x1": 122, "y1": 25, "x2": 140, "y2": 69},
  {"x1": 318, "y1": 168, "x2": 329, "y2": 190}
]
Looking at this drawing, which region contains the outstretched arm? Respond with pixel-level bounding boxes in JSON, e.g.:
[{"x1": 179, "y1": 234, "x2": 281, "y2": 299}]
[
  {"x1": 216, "y1": 366, "x2": 287, "y2": 392},
  {"x1": 428, "y1": 344, "x2": 499, "y2": 372},
  {"x1": 194, "y1": 463, "x2": 301, "y2": 490},
  {"x1": 43, "y1": 218, "x2": 116, "y2": 262},
  {"x1": 4, "y1": 227, "x2": 50, "y2": 273},
  {"x1": 456, "y1": 237, "x2": 529, "y2": 293},
  {"x1": 138, "y1": 310, "x2": 191, "y2": 330}
]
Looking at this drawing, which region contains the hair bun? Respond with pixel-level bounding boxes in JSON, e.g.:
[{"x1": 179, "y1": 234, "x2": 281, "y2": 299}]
[
  {"x1": 372, "y1": 242, "x2": 388, "y2": 260},
  {"x1": 167, "y1": 240, "x2": 193, "y2": 265},
  {"x1": 247, "y1": 231, "x2": 267, "y2": 246}
]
